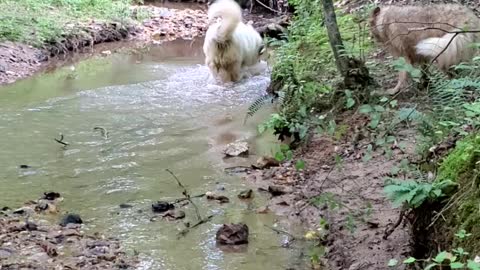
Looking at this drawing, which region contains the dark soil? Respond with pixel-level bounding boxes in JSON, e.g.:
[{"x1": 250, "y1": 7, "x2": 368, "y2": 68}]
[{"x1": 246, "y1": 113, "x2": 416, "y2": 269}]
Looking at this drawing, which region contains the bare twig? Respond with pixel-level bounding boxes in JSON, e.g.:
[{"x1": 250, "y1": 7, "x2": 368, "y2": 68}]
[
  {"x1": 383, "y1": 207, "x2": 406, "y2": 240},
  {"x1": 255, "y1": 0, "x2": 281, "y2": 14},
  {"x1": 177, "y1": 214, "x2": 215, "y2": 239},
  {"x1": 172, "y1": 193, "x2": 206, "y2": 204},
  {"x1": 166, "y1": 169, "x2": 202, "y2": 221},
  {"x1": 54, "y1": 134, "x2": 69, "y2": 146},
  {"x1": 264, "y1": 224, "x2": 297, "y2": 240},
  {"x1": 93, "y1": 126, "x2": 109, "y2": 139}
]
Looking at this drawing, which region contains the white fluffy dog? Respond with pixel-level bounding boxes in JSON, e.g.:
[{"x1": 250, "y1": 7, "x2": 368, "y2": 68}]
[{"x1": 203, "y1": 0, "x2": 265, "y2": 83}]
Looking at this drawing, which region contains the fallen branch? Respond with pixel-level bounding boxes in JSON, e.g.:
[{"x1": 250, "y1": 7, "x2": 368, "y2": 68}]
[
  {"x1": 54, "y1": 133, "x2": 69, "y2": 146},
  {"x1": 93, "y1": 126, "x2": 109, "y2": 139},
  {"x1": 383, "y1": 207, "x2": 406, "y2": 240},
  {"x1": 166, "y1": 169, "x2": 202, "y2": 221},
  {"x1": 172, "y1": 193, "x2": 206, "y2": 204},
  {"x1": 264, "y1": 224, "x2": 297, "y2": 240},
  {"x1": 177, "y1": 215, "x2": 214, "y2": 239},
  {"x1": 255, "y1": 0, "x2": 281, "y2": 14}
]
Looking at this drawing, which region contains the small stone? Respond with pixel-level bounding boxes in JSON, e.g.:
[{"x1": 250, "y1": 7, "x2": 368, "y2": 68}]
[
  {"x1": 101, "y1": 50, "x2": 112, "y2": 56},
  {"x1": 237, "y1": 189, "x2": 253, "y2": 199},
  {"x1": 223, "y1": 141, "x2": 249, "y2": 157},
  {"x1": 216, "y1": 223, "x2": 249, "y2": 245},
  {"x1": 19, "y1": 164, "x2": 30, "y2": 169},
  {"x1": 60, "y1": 213, "x2": 83, "y2": 227},
  {"x1": 151, "y1": 201, "x2": 174, "y2": 213},
  {"x1": 42, "y1": 192, "x2": 61, "y2": 200},
  {"x1": 25, "y1": 221, "x2": 38, "y2": 231},
  {"x1": 162, "y1": 210, "x2": 186, "y2": 220},
  {"x1": 206, "y1": 193, "x2": 230, "y2": 204}
]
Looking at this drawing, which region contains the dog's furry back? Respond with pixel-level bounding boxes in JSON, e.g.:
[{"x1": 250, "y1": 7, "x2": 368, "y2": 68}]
[
  {"x1": 369, "y1": 4, "x2": 480, "y2": 70},
  {"x1": 203, "y1": 0, "x2": 263, "y2": 82}
]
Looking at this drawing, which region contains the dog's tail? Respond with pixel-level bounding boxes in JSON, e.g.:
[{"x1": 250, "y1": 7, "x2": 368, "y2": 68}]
[
  {"x1": 415, "y1": 32, "x2": 478, "y2": 70},
  {"x1": 208, "y1": 0, "x2": 242, "y2": 42}
]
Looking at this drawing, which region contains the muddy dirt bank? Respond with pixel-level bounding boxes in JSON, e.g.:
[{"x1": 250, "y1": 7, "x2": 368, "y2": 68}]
[
  {"x1": 0, "y1": 4, "x2": 281, "y2": 86},
  {"x1": 245, "y1": 113, "x2": 414, "y2": 270},
  {"x1": 0, "y1": 194, "x2": 138, "y2": 269}
]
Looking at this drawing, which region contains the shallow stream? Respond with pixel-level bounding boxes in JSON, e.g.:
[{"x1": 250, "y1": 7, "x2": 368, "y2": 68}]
[{"x1": 0, "y1": 38, "x2": 306, "y2": 269}]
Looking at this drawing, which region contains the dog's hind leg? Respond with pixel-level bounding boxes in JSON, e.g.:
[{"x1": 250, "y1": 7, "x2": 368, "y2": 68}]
[{"x1": 386, "y1": 71, "x2": 409, "y2": 95}]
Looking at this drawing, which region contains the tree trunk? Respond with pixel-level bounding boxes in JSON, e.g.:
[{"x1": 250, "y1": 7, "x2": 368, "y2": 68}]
[
  {"x1": 321, "y1": 0, "x2": 349, "y2": 76},
  {"x1": 321, "y1": 0, "x2": 373, "y2": 90}
]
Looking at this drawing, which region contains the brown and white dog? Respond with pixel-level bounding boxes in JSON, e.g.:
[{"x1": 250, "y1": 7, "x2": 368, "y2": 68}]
[
  {"x1": 369, "y1": 4, "x2": 480, "y2": 95},
  {"x1": 203, "y1": 0, "x2": 265, "y2": 83}
]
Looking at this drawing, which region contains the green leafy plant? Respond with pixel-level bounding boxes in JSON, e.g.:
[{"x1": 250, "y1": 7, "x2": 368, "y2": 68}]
[{"x1": 384, "y1": 178, "x2": 456, "y2": 208}]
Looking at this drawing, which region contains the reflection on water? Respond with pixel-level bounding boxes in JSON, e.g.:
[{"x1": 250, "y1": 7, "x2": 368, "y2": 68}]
[{"x1": 0, "y1": 39, "x2": 307, "y2": 269}]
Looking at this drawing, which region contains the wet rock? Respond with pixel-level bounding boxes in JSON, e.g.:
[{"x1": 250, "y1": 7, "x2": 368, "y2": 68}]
[
  {"x1": 268, "y1": 185, "x2": 293, "y2": 196},
  {"x1": 161, "y1": 209, "x2": 186, "y2": 220},
  {"x1": 252, "y1": 156, "x2": 280, "y2": 170},
  {"x1": 42, "y1": 192, "x2": 61, "y2": 200},
  {"x1": 216, "y1": 223, "x2": 249, "y2": 245},
  {"x1": 223, "y1": 141, "x2": 249, "y2": 157},
  {"x1": 19, "y1": 164, "x2": 30, "y2": 169},
  {"x1": 25, "y1": 221, "x2": 38, "y2": 231},
  {"x1": 237, "y1": 189, "x2": 253, "y2": 199},
  {"x1": 60, "y1": 213, "x2": 83, "y2": 226},
  {"x1": 206, "y1": 192, "x2": 230, "y2": 204},
  {"x1": 151, "y1": 201, "x2": 174, "y2": 213},
  {"x1": 35, "y1": 201, "x2": 49, "y2": 212},
  {"x1": 12, "y1": 207, "x2": 34, "y2": 215},
  {"x1": 119, "y1": 203, "x2": 133, "y2": 209}
]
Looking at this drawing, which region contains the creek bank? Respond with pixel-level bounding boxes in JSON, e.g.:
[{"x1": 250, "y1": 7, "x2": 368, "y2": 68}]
[
  {"x1": 0, "y1": 194, "x2": 138, "y2": 270},
  {"x1": 0, "y1": 3, "x2": 287, "y2": 86},
  {"x1": 245, "y1": 113, "x2": 414, "y2": 270}
]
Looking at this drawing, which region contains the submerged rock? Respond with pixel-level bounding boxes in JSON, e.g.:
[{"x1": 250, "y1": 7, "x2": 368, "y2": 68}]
[
  {"x1": 237, "y1": 189, "x2": 253, "y2": 199},
  {"x1": 216, "y1": 223, "x2": 249, "y2": 245},
  {"x1": 206, "y1": 192, "x2": 230, "y2": 204},
  {"x1": 119, "y1": 203, "x2": 133, "y2": 209},
  {"x1": 223, "y1": 141, "x2": 249, "y2": 157},
  {"x1": 152, "y1": 201, "x2": 174, "y2": 213},
  {"x1": 60, "y1": 213, "x2": 83, "y2": 226}
]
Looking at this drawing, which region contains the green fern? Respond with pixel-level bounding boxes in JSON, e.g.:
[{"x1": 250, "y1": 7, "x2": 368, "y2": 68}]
[
  {"x1": 244, "y1": 94, "x2": 275, "y2": 123},
  {"x1": 384, "y1": 178, "x2": 455, "y2": 208}
]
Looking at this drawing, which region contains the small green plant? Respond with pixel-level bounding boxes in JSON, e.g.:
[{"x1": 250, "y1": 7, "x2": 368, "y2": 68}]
[{"x1": 271, "y1": 143, "x2": 306, "y2": 171}]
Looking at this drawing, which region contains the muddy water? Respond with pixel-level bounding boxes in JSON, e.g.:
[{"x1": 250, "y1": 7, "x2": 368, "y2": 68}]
[{"x1": 0, "y1": 39, "x2": 306, "y2": 269}]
